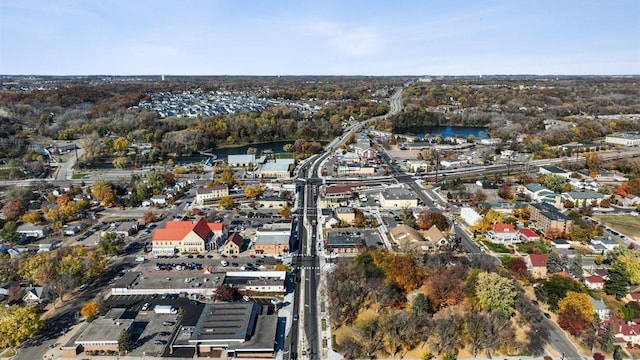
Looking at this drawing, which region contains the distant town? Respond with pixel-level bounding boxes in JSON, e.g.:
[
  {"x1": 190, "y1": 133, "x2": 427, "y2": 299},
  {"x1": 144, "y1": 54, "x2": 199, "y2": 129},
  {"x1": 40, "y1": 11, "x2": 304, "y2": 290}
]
[{"x1": 0, "y1": 75, "x2": 640, "y2": 360}]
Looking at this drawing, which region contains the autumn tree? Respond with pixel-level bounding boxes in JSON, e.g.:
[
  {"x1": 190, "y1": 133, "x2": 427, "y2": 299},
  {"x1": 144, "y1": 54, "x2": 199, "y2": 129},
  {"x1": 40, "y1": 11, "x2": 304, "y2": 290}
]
[
  {"x1": 430, "y1": 308, "x2": 463, "y2": 355},
  {"x1": 278, "y1": 204, "x2": 292, "y2": 219},
  {"x1": 218, "y1": 196, "x2": 235, "y2": 209},
  {"x1": 91, "y1": 180, "x2": 116, "y2": 207},
  {"x1": 417, "y1": 210, "x2": 449, "y2": 231},
  {"x1": 354, "y1": 316, "x2": 384, "y2": 358},
  {"x1": 21, "y1": 210, "x2": 43, "y2": 224},
  {"x1": 535, "y1": 274, "x2": 585, "y2": 311},
  {"x1": 475, "y1": 271, "x2": 516, "y2": 316},
  {"x1": 112, "y1": 136, "x2": 130, "y2": 154},
  {"x1": 141, "y1": 211, "x2": 155, "y2": 224},
  {"x1": 244, "y1": 186, "x2": 262, "y2": 198},
  {"x1": 81, "y1": 301, "x2": 98, "y2": 322},
  {"x1": 0, "y1": 305, "x2": 44, "y2": 348},
  {"x1": 506, "y1": 257, "x2": 529, "y2": 281},
  {"x1": 557, "y1": 291, "x2": 594, "y2": 336}
]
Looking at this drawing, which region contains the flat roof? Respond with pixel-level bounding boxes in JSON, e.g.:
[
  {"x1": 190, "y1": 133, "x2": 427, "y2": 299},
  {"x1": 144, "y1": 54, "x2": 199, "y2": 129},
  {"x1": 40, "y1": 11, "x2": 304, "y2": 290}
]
[
  {"x1": 381, "y1": 187, "x2": 415, "y2": 200},
  {"x1": 228, "y1": 154, "x2": 256, "y2": 163},
  {"x1": 255, "y1": 233, "x2": 289, "y2": 245},
  {"x1": 608, "y1": 133, "x2": 640, "y2": 140},
  {"x1": 75, "y1": 316, "x2": 133, "y2": 345},
  {"x1": 530, "y1": 202, "x2": 569, "y2": 221},
  {"x1": 192, "y1": 302, "x2": 260, "y2": 342}
]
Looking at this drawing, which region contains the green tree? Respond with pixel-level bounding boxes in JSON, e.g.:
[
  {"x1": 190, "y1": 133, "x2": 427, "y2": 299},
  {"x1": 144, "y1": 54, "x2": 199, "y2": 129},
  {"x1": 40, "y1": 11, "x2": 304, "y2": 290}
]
[
  {"x1": 97, "y1": 233, "x2": 122, "y2": 256},
  {"x1": 148, "y1": 171, "x2": 167, "y2": 195},
  {"x1": 544, "y1": 174, "x2": 566, "y2": 193},
  {"x1": 536, "y1": 274, "x2": 585, "y2": 311},
  {"x1": 118, "y1": 330, "x2": 133, "y2": 353},
  {"x1": 0, "y1": 305, "x2": 44, "y2": 348},
  {"x1": 605, "y1": 261, "x2": 630, "y2": 299},
  {"x1": 613, "y1": 346, "x2": 623, "y2": 360},
  {"x1": 411, "y1": 293, "x2": 432, "y2": 315},
  {"x1": 475, "y1": 272, "x2": 516, "y2": 316},
  {"x1": 112, "y1": 156, "x2": 130, "y2": 169},
  {"x1": 0, "y1": 221, "x2": 20, "y2": 243},
  {"x1": 598, "y1": 323, "x2": 615, "y2": 353}
]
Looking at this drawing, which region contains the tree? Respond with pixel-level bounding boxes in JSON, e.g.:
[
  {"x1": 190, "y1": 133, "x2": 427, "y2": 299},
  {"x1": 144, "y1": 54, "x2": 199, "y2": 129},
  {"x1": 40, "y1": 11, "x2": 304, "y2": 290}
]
[
  {"x1": 354, "y1": 317, "x2": 384, "y2": 358},
  {"x1": 283, "y1": 143, "x2": 293, "y2": 152},
  {"x1": 410, "y1": 293, "x2": 433, "y2": 315},
  {"x1": 598, "y1": 323, "x2": 616, "y2": 353},
  {"x1": 544, "y1": 174, "x2": 566, "y2": 193},
  {"x1": 605, "y1": 261, "x2": 630, "y2": 299},
  {"x1": 536, "y1": 274, "x2": 585, "y2": 311},
  {"x1": 0, "y1": 305, "x2": 44, "y2": 348},
  {"x1": 118, "y1": 330, "x2": 133, "y2": 353},
  {"x1": 141, "y1": 211, "x2": 155, "y2": 224},
  {"x1": 546, "y1": 253, "x2": 564, "y2": 274},
  {"x1": 219, "y1": 169, "x2": 235, "y2": 185},
  {"x1": 585, "y1": 153, "x2": 601, "y2": 172},
  {"x1": 81, "y1": 301, "x2": 98, "y2": 322},
  {"x1": 506, "y1": 257, "x2": 529, "y2": 281},
  {"x1": 112, "y1": 156, "x2": 130, "y2": 169},
  {"x1": 430, "y1": 309, "x2": 462, "y2": 355},
  {"x1": 557, "y1": 291, "x2": 594, "y2": 336},
  {"x1": 21, "y1": 210, "x2": 43, "y2": 224},
  {"x1": 475, "y1": 271, "x2": 516, "y2": 316},
  {"x1": 97, "y1": 233, "x2": 122, "y2": 256},
  {"x1": 148, "y1": 171, "x2": 167, "y2": 194},
  {"x1": 416, "y1": 211, "x2": 449, "y2": 231},
  {"x1": 617, "y1": 252, "x2": 640, "y2": 285},
  {"x1": 112, "y1": 137, "x2": 130, "y2": 153},
  {"x1": 613, "y1": 346, "x2": 623, "y2": 360},
  {"x1": 244, "y1": 186, "x2": 262, "y2": 198},
  {"x1": 464, "y1": 311, "x2": 490, "y2": 357},
  {"x1": 218, "y1": 196, "x2": 235, "y2": 209},
  {"x1": 91, "y1": 180, "x2": 116, "y2": 207},
  {"x1": 0, "y1": 221, "x2": 20, "y2": 243}
]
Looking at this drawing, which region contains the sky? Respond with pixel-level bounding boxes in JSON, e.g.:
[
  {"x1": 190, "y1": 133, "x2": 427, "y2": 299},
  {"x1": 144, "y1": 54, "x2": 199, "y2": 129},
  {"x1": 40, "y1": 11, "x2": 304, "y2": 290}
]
[{"x1": 1, "y1": 0, "x2": 639, "y2": 76}]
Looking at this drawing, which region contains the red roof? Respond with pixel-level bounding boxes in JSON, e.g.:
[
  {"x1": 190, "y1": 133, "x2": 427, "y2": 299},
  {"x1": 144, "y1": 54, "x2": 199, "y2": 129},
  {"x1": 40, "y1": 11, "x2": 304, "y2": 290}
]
[
  {"x1": 585, "y1": 275, "x2": 604, "y2": 284},
  {"x1": 225, "y1": 232, "x2": 244, "y2": 247},
  {"x1": 152, "y1": 217, "x2": 221, "y2": 242},
  {"x1": 604, "y1": 317, "x2": 640, "y2": 337},
  {"x1": 519, "y1": 228, "x2": 539, "y2": 238},
  {"x1": 208, "y1": 222, "x2": 225, "y2": 232},
  {"x1": 631, "y1": 293, "x2": 640, "y2": 300},
  {"x1": 528, "y1": 254, "x2": 549, "y2": 267},
  {"x1": 492, "y1": 223, "x2": 516, "y2": 233}
]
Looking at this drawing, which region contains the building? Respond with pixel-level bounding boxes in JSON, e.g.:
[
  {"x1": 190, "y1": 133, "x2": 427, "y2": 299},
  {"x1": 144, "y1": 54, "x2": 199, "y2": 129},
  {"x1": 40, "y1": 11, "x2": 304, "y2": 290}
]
[
  {"x1": 379, "y1": 187, "x2": 418, "y2": 208},
  {"x1": 622, "y1": 194, "x2": 640, "y2": 207},
  {"x1": 605, "y1": 133, "x2": 640, "y2": 147},
  {"x1": 335, "y1": 207, "x2": 355, "y2": 225},
  {"x1": 16, "y1": 224, "x2": 49, "y2": 239},
  {"x1": 486, "y1": 223, "x2": 520, "y2": 244},
  {"x1": 195, "y1": 185, "x2": 229, "y2": 204},
  {"x1": 423, "y1": 225, "x2": 447, "y2": 249},
  {"x1": 460, "y1": 207, "x2": 482, "y2": 226},
  {"x1": 590, "y1": 296, "x2": 610, "y2": 321},
  {"x1": 588, "y1": 237, "x2": 619, "y2": 253},
  {"x1": 518, "y1": 228, "x2": 540, "y2": 242},
  {"x1": 551, "y1": 238, "x2": 571, "y2": 249},
  {"x1": 539, "y1": 166, "x2": 571, "y2": 178},
  {"x1": 325, "y1": 230, "x2": 366, "y2": 253},
  {"x1": 222, "y1": 233, "x2": 243, "y2": 256},
  {"x1": 602, "y1": 317, "x2": 640, "y2": 348},
  {"x1": 389, "y1": 224, "x2": 423, "y2": 245},
  {"x1": 561, "y1": 191, "x2": 606, "y2": 207},
  {"x1": 227, "y1": 154, "x2": 256, "y2": 167},
  {"x1": 337, "y1": 165, "x2": 376, "y2": 176},
  {"x1": 523, "y1": 183, "x2": 557, "y2": 203},
  {"x1": 101, "y1": 221, "x2": 138, "y2": 238},
  {"x1": 150, "y1": 194, "x2": 168, "y2": 205},
  {"x1": 253, "y1": 222, "x2": 291, "y2": 256},
  {"x1": 528, "y1": 202, "x2": 574, "y2": 235},
  {"x1": 526, "y1": 254, "x2": 549, "y2": 279},
  {"x1": 257, "y1": 159, "x2": 294, "y2": 179},
  {"x1": 181, "y1": 302, "x2": 277, "y2": 358},
  {"x1": 152, "y1": 217, "x2": 225, "y2": 256},
  {"x1": 321, "y1": 184, "x2": 354, "y2": 208},
  {"x1": 584, "y1": 275, "x2": 605, "y2": 290},
  {"x1": 22, "y1": 286, "x2": 45, "y2": 305},
  {"x1": 72, "y1": 309, "x2": 133, "y2": 354}
]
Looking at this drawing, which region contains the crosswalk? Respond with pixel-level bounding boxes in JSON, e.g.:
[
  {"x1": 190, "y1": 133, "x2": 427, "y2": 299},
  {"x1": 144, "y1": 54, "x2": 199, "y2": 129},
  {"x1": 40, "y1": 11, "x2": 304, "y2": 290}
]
[{"x1": 293, "y1": 266, "x2": 321, "y2": 270}]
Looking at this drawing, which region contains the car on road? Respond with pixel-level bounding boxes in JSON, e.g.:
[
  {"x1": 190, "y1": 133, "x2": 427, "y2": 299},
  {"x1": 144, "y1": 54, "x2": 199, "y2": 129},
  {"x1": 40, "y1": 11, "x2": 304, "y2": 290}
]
[
  {"x1": 544, "y1": 312, "x2": 551, "y2": 319},
  {"x1": 78, "y1": 284, "x2": 88, "y2": 291},
  {"x1": 162, "y1": 321, "x2": 174, "y2": 326},
  {"x1": 154, "y1": 339, "x2": 167, "y2": 345},
  {"x1": 293, "y1": 314, "x2": 298, "y2": 321},
  {"x1": 220, "y1": 260, "x2": 229, "y2": 267}
]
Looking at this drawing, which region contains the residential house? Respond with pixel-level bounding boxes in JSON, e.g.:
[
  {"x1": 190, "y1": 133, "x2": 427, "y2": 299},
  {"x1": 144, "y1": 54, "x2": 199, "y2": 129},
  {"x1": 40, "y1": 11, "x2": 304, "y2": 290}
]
[
  {"x1": 22, "y1": 286, "x2": 45, "y2": 304},
  {"x1": 253, "y1": 222, "x2": 291, "y2": 256},
  {"x1": 590, "y1": 296, "x2": 610, "y2": 321},
  {"x1": 486, "y1": 223, "x2": 520, "y2": 244},
  {"x1": 602, "y1": 316, "x2": 640, "y2": 348},
  {"x1": 622, "y1": 194, "x2": 640, "y2": 207},
  {"x1": 423, "y1": 225, "x2": 447, "y2": 249},
  {"x1": 222, "y1": 232, "x2": 243, "y2": 256},
  {"x1": 16, "y1": 224, "x2": 48, "y2": 239},
  {"x1": 195, "y1": 185, "x2": 229, "y2": 205},
  {"x1": 151, "y1": 217, "x2": 225, "y2": 256},
  {"x1": 379, "y1": 187, "x2": 418, "y2": 208},
  {"x1": 526, "y1": 254, "x2": 549, "y2": 279},
  {"x1": 551, "y1": 238, "x2": 571, "y2": 250},
  {"x1": 519, "y1": 228, "x2": 540, "y2": 242},
  {"x1": 335, "y1": 207, "x2": 355, "y2": 225},
  {"x1": 588, "y1": 237, "x2": 619, "y2": 253},
  {"x1": 584, "y1": 275, "x2": 605, "y2": 290},
  {"x1": 150, "y1": 194, "x2": 168, "y2": 206},
  {"x1": 38, "y1": 238, "x2": 60, "y2": 252},
  {"x1": 389, "y1": 224, "x2": 423, "y2": 245},
  {"x1": 528, "y1": 202, "x2": 574, "y2": 235}
]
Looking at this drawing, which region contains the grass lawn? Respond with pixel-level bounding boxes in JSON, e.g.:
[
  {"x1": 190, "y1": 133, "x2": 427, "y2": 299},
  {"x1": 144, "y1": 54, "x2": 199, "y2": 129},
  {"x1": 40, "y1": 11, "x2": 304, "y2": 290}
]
[
  {"x1": 481, "y1": 240, "x2": 512, "y2": 253},
  {"x1": 276, "y1": 152, "x2": 295, "y2": 159},
  {"x1": 594, "y1": 214, "x2": 640, "y2": 238},
  {"x1": 517, "y1": 241, "x2": 550, "y2": 254},
  {"x1": 71, "y1": 173, "x2": 89, "y2": 179}
]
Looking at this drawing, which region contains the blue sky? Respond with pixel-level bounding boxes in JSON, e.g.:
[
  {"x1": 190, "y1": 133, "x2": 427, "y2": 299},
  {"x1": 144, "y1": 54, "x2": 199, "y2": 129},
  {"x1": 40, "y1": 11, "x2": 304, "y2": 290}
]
[{"x1": 1, "y1": 0, "x2": 638, "y2": 75}]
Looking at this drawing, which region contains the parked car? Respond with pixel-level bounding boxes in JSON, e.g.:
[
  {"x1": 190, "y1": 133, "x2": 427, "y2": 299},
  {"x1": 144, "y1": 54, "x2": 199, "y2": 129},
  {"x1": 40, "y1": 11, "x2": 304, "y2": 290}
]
[{"x1": 142, "y1": 302, "x2": 150, "y2": 311}]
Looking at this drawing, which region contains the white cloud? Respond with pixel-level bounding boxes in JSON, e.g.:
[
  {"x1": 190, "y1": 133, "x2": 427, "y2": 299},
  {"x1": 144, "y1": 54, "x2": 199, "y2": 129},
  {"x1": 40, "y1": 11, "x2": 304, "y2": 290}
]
[{"x1": 300, "y1": 20, "x2": 383, "y2": 56}]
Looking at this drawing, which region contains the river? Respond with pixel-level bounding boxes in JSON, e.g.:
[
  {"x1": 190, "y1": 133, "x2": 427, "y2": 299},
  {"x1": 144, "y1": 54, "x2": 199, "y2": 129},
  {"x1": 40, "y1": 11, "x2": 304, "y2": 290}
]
[{"x1": 410, "y1": 126, "x2": 489, "y2": 140}]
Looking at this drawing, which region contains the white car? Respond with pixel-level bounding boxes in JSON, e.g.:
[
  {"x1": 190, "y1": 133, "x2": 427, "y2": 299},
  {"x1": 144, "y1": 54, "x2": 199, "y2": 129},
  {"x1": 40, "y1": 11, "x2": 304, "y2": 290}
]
[{"x1": 220, "y1": 260, "x2": 229, "y2": 267}]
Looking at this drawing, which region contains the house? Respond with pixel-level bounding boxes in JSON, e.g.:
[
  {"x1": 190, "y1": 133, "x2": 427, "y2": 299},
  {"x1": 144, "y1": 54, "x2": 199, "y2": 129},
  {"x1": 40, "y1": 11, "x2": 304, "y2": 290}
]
[
  {"x1": 423, "y1": 225, "x2": 447, "y2": 248},
  {"x1": 227, "y1": 154, "x2": 256, "y2": 167},
  {"x1": 22, "y1": 286, "x2": 45, "y2": 304},
  {"x1": 526, "y1": 254, "x2": 549, "y2": 279},
  {"x1": 622, "y1": 194, "x2": 640, "y2": 207},
  {"x1": 195, "y1": 185, "x2": 229, "y2": 204},
  {"x1": 379, "y1": 187, "x2": 418, "y2": 208},
  {"x1": 523, "y1": 183, "x2": 557, "y2": 203},
  {"x1": 486, "y1": 223, "x2": 520, "y2": 244},
  {"x1": 16, "y1": 224, "x2": 48, "y2": 239},
  {"x1": 551, "y1": 238, "x2": 571, "y2": 250},
  {"x1": 151, "y1": 217, "x2": 226, "y2": 256},
  {"x1": 528, "y1": 202, "x2": 574, "y2": 235},
  {"x1": 588, "y1": 237, "x2": 619, "y2": 253},
  {"x1": 38, "y1": 238, "x2": 60, "y2": 252},
  {"x1": 321, "y1": 184, "x2": 354, "y2": 208},
  {"x1": 602, "y1": 316, "x2": 640, "y2": 348},
  {"x1": 561, "y1": 191, "x2": 606, "y2": 207},
  {"x1": 253, "y1": 222, "x2": 291, "y2": 256},
  {"x1": 584, "y1": 275, "x2": 605, "y2": 290},
  {"x1": 605, "y1": 133, "x2": 640, "y2": 147},
  {"x1": 150, "y1": 194, "x2": 168, "y2": 205},
  {"x1": 539, "y1": 166, "x2": 571, "y2": 179},
  {"x1": 389, "y1": 224, "x2": 423, "y2": 245},
  {"x1": 222, "y1": 232, "x2": 243, "y2": 256},
  {"x1": 519, "y1": 228, "x2": 540, "y2": 242},
  {"x1": 590, "y1": 296, "x2": 610, "y2": 321},
  {"x1": 335, "y1": 207, "x2": 355, "y2": 225}
]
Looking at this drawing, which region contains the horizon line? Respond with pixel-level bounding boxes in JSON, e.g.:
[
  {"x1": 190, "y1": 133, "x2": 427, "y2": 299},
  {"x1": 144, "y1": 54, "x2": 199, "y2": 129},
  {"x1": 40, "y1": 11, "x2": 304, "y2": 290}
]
[{"x1": 2, "y1": 73, "x2": 640, "y2": 78}]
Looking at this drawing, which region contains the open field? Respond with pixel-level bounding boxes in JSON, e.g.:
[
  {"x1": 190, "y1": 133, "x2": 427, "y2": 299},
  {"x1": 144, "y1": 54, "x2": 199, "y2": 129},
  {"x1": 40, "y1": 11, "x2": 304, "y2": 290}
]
[{"x1": 594, "y1": 214, "x2": 640, "y2": 240}]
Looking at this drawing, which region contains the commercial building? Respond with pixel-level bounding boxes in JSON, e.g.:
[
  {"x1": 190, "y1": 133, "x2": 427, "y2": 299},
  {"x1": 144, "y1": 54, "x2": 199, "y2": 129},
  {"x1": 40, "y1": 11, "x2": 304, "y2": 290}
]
[
  {"x1": 321, "y1": 184, "x2": 354, "y2": 208},
  {"x1": 527, "y1": 202, "x2": 574, "y2": 235},
  {"x1": 325, "y1": 230, "x2": 366, "y2": 253},
  {"x1": 335, "y1": 207, "x2": 355, "y2": 225},
  {"x1": 379, "y1": 187, "x2": 418, "y2": 208},
  {"x1": 70, "y1": 308, "x2": 133, "y2": 354},
  {"x1": 256, "y1": 159, "x2": 294, "y2": 179},
  {"x1": 227, "y1": 154, "x2": 256, "y2": 167},
  {"x1": 195, "y1": 185, "x2": 229, "y2": 204},
  {"x1": 605, "y1": 133, "x2": 640, "y2": 147},
  {"x1": 152, "y1": 217, "x2": 226, "y2": 256},
  {"x1": 253, "y1": 222, "x2": 291, "y2": 256}
]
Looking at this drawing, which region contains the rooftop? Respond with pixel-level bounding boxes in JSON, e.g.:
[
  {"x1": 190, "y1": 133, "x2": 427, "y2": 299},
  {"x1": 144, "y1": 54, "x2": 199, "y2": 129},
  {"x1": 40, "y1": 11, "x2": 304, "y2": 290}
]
[
  {"x1": 381, "y1": 187, "x2": 415, "y2": 200},
  {"x1": 192, "y1": 302, "x2": 260, "y2": 343},
  {"x1": 608, "y1": 132, "x2": 640, "y2": 140},
  {"x1": 75, "y1": 313, "x2": 133, "y2": 345},
  {"x1": 541, "y1": 166, "x2": 569, "y2": 174},
  {"x1": 529, "y1": 202, "x2": 569, "y2": 221}
]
